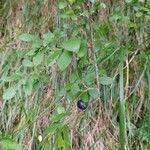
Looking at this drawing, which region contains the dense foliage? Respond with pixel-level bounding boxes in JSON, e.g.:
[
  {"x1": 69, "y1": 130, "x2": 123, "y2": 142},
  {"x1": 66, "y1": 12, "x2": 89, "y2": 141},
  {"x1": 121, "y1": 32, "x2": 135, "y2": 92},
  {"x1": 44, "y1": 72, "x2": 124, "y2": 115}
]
[{"x1": 0, "y1": 0, "x2": 150, "y2": 149}]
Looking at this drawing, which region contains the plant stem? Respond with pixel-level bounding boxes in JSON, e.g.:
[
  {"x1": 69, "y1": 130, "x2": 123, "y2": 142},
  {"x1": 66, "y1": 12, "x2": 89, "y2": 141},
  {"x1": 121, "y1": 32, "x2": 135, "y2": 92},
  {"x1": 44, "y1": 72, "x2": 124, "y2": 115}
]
[{"x1": 119, "y1": 52, "x2": 126, "y2": 150}]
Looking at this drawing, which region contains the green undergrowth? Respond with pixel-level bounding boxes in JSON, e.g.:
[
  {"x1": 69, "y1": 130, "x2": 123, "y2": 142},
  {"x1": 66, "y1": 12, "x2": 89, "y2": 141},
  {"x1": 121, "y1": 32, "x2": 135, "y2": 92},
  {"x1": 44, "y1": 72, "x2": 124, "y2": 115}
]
[{"x1": 0, "y1": 0, "x2": 150, "y2": 149}]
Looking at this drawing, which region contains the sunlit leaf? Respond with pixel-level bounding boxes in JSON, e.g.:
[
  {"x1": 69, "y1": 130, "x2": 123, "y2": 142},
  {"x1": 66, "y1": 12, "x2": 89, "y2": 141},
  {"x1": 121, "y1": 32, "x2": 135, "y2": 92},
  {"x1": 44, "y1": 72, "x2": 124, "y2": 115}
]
[
  {"x1": 43, "y1": 32, "x2": 55, "y2": 45},
  {"x1": 80, "y1": 92, "x2": 89, "y2": 102},
  {"x1": 62, "y1": 39, "x2": 81, "y2": 52},
  {"x1": 57, "y1": 51, "x2": 72, "y2": 71},
  {"x1": 33, "y1": 52, "x2": 44, "y2": 66},
  {"x1": 19, "y1": 33, "x2": 35, "y2": 42},
  {"x1": 47, "y1": 50, "x2": 62, "y2": 66},
  {"x1": 3, "y1": 85, "x2": 18, "y2": 100}
]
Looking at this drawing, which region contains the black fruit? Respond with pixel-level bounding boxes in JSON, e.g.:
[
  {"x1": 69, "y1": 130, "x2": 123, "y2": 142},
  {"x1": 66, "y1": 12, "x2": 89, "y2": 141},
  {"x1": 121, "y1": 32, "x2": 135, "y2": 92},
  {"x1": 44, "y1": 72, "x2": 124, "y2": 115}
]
[{"x1": 77, "y1": 100, "x2": 88, "y2": 110}]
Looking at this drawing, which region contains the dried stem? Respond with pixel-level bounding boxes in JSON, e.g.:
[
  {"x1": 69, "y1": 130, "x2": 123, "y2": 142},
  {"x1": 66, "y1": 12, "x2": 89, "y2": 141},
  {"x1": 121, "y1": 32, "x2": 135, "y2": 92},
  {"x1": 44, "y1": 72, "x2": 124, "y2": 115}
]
[{"x1": 87, "y1": 4, "x2": 101, "y2": 104}]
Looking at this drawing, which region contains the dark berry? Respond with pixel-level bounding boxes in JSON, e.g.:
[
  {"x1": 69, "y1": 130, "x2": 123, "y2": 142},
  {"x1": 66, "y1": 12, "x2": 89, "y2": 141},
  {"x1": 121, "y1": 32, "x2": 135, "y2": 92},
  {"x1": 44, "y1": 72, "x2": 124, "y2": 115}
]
[{"x1": 77, "y1": 100, "x2": 88, "y2": 110}]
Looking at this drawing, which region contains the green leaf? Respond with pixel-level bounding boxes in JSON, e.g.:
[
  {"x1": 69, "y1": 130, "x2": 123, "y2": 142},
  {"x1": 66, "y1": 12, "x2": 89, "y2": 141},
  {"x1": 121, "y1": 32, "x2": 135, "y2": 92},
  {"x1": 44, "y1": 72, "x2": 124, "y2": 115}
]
[
  {"x1": 80, "y1": 92, "x2": 89, "y2": 102},
  {"x1": 3, "y1": 85, "x2": 18, "y2": 100},
  {"x1": 71, "y1": 83, "x2": 80, "y2": 94},
  {"x1": 32, "y1": 37, "x2": 41, "y2": 48},
  {"x1": 0, "y1": 138, "x2": 22, "y2": 150},
  {"x1": 66, "y1": 83, "x2": 80, "y2": 100},
  {"x1": 23, "y1": 79, "x2": 33, "y2": 96},
  {"x1": 99, "y1": 76, "x2": 113, "y2": 85},
  {"x1": 57, "y1": 51, "x2": 72, "y2": 71},
  {"x1": 62, "y1": 39, "x2": 81, "y2": 52},
  {"x1": 62, "y1": 126, "x2": 71, "y2": 150},
  {"x1": 136, "y1": 12, "x2": 143, "y2": 18},
  {"x1": 83, "y1": 72, "x2": 95, "y2": 85},
  {"x1": 57, "y1": 135, "x2": 65, "y2": 150},
  {"x1": 44, "y1": 123, "x2": 61, "y2": 136},
  {"x1": 43, "y1": 32, "x2": 55, "y2": 45},
  {"x1": 18, "y1": 33, "x2": 35, "y2": 42},
  {"x1": 77, "y1": 41, "x2": 87, "y2": 58},
  {"x1": 69, "y1": 73, "x2": 77, "y2": 83},
  {"x1": 22, "y1": 59, "x2": 33, "y2": 67},
  {"x1": 33, "y1": 52, "x2": 44, "y2": 66},
  {"x1": 58, "y1": 2, "x2": 67, "y2": 9},
  {"x1": 47, "y1": 50, "x2": 62, "y2": 66},
  {"x1": 57, "y1": 106, "x2": 65, "y2": 114},
  {"x1": 89, "y1": 89, "x2": 99, "y2": 99},
  {"x1": 57, "y1": 126, "x2": 71, "y2": 150}
]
